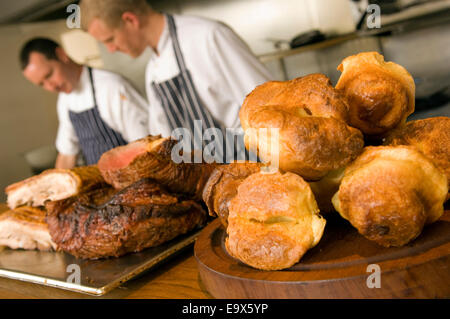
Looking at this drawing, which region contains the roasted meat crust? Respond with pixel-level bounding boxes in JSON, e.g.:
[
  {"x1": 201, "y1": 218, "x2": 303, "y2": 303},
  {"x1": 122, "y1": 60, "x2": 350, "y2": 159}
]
[
  {"x1": 202, "y1": 162, "x2": 263, "y2": 227},
  {"x1": 239, "y1": 74, "x2": 364, "y2": 180},
  {"x1": 97, "y1": 135, "x2": 215, "y2": 200},
  {"x1": 45, "y1": 179, "x2": 207, "y2": 259},
  {"x1": 98, "y1": 135, "x2": 170, "y2": 190},
  {"x1": 5, "y1": 166, "x2": 106, "y2": 209},
  {"x1": 332, "y1": 146, "x2": 448, "y2": 247},
  {"x1": 336, "y1": 52, "x2": 415, "y2": 136},
  {"x1": 0, "y1": 206, "x2": 57, "y2": 251}
]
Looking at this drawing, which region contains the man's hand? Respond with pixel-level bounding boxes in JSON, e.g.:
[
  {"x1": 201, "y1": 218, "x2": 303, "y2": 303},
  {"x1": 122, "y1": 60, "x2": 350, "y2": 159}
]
[{"x1": 55, "y1": 153, "x2": 77, "y2": 169}]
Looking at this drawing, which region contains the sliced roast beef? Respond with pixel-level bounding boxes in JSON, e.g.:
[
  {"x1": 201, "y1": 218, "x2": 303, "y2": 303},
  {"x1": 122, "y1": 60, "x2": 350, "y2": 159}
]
[
  {"x1": 97, "y1": 135, "x2": 216, "y2": 200},
  {"x1": 45, "y1": 178, "x2": 207, "y2": 259},
  {"x1": 5, "y1": 166, "x2": 106, "y2": 209}
]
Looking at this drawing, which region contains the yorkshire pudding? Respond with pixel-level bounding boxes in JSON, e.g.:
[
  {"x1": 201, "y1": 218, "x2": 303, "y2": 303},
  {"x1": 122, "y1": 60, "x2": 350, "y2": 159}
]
[
  {"x1": 384, "y1": 117, "x2": 450, "y2": 200},
  {"x1": 336, "y1": 52, "x2": 415, "y2": 136},
  {"x1": 226, "y1": 171, "x2": 326, "y2": 270},
  {"x1": 240, "y1": 74, "x2": 364, "y2": 181},
  {"x1": 332, "y1": 146, "x2": 448, "y2": 247}
]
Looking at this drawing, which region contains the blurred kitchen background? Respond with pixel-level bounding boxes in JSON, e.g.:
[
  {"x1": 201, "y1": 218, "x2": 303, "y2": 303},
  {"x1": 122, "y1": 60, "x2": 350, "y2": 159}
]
[{"x1": 0, "y1": 0, "x2": 449, "y2": 201}]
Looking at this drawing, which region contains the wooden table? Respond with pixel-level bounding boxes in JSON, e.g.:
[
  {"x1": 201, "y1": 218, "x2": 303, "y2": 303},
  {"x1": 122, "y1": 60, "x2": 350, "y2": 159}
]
[{"x1": 0, "y1": 246, "x2": 211, "y2": 299}]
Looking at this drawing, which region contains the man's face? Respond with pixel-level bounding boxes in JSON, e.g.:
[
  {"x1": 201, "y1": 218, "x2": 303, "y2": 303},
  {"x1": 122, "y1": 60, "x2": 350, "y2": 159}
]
[
  {"x1": 23, "y1": 52, "x2": 75, "y2": 94},
  {"x1": 88, "y1": 17, "x2": 146, "y2": 58}
]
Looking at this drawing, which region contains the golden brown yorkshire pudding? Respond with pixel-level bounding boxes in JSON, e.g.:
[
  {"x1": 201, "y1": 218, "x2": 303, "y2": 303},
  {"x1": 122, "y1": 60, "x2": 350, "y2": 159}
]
[
  {"x1": 226, "y1": 171, "x2": 326, "y2": 271},
  {"x1": 240, "y1": 74, "x2": 364, "y2": 181},
  {"x1": 202, "y1": 162, "x2": 263, "y2": 228},
  {"x1": 332, "y1": 146, "x2": 448, "y2": 247},
  {"x1": 240, "y1": 73, "x2": 350, "y2": 124},
  {"x1": 384, "y1": 117, "x2": 450, "y2": 200},
  {"x1": 336, "y1": 52, "x2": 415, "y2": 136}
]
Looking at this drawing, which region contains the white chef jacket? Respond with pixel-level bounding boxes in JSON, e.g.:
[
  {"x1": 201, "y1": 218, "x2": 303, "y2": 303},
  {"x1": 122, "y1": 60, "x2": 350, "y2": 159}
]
[
  {"x1": 145, "y1": 14, "x2": 273, "y2": 137},
  {"x1": 56, "y1": 66, "x2": 149, "y2": 156}
]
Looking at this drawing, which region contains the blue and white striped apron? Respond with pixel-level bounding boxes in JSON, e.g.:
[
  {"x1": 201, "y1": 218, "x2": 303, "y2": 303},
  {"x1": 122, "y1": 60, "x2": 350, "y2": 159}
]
[
  {"x1": 68, "y1": 67, "x2": 127, "y2": 165},
  {"x1": 152, "y1": 14, "x2": 246, "y2": 163}
]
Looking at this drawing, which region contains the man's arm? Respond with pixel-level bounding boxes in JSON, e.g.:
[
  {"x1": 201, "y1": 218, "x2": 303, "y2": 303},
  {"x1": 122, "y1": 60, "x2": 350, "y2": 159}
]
[
  {"x1": 55, "y1": 94, "x2": 81, "y2": 167},
  {"x1": 55, "y1": 153, "x2": 77, "y2": 169}
]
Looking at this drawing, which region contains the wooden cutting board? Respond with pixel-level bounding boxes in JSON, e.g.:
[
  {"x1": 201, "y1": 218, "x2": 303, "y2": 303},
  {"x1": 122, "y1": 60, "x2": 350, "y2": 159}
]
[{"x1": 194, "y1": 208, "x2": 450, "y2": 298}]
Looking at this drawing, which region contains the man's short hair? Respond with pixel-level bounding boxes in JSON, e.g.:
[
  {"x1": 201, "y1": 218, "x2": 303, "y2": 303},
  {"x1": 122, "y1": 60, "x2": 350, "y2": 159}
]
[
  {"x1": 20, "y1": 37, "x2": 60, "y2": 70},
  {"x1": 79, "y1": 0, "x2": 150, "y2": 30}
]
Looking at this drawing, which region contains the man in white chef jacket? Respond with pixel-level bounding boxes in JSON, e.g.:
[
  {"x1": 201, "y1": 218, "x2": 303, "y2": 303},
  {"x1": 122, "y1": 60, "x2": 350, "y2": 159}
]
[
  {"x1": 80, "y1": 0, "x2": 272, "y2": 163},
  {"x1": 20, "y1": 37, "x2": 149, "y2": 168}
]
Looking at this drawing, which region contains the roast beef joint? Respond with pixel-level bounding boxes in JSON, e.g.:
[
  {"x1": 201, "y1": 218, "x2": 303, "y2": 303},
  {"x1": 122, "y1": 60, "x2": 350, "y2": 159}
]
[{"x1": 45, "y1": 178, "x2": 207, "y2": 260}]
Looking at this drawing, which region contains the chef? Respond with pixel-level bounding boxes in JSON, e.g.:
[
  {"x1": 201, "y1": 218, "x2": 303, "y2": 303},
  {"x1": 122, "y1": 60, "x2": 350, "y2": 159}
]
[
  {"x1": 20, "y1": 37, "x2": 149, "y2": 168},
  {"x1": 79, "y1": 0, "x2": 272, "y2": 163}
]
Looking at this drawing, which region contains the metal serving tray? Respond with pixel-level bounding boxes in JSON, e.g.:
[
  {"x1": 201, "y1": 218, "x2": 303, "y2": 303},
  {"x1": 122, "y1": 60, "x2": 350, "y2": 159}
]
[{"x1": 0, "y1": 229, "x2": 202, "y2": 296}]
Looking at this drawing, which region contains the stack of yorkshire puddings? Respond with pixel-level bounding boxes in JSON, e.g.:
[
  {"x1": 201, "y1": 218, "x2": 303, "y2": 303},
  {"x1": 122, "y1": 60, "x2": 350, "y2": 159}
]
[{"x1": 203, "y1": 51, "x2": 449, "y2": 270}]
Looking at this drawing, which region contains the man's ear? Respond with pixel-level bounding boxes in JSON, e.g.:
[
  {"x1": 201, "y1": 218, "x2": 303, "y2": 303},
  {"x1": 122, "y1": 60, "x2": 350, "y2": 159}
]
[
  {"x1": 121, "y1": 12, "x2": 140, "y2": 29},
  {"x1": 55, "y1": 47, "x2": 70, "y2": 63}
]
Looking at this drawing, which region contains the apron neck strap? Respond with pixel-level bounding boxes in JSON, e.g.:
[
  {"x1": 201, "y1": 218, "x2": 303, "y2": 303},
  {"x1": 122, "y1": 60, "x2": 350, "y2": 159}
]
[
  {"x1": 87, "y1": 67, "x2": 98, "y2": 107},
  {"x1": 166, "y1": 14, "x2": 187, "y2": 73}
]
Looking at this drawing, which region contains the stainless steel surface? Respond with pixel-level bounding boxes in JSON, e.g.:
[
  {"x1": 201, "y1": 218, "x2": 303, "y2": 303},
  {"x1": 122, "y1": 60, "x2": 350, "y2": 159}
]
[{"x1": 0, "y1": 229, "x2": 203, "y2": 296}]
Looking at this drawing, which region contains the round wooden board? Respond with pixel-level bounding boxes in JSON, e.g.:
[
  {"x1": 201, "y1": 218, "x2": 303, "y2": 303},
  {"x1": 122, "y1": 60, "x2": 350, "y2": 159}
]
[{"x1": 195, "y1": 209, "x2": 450, "y2": 298}]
